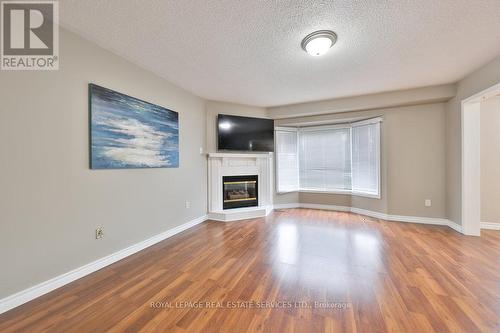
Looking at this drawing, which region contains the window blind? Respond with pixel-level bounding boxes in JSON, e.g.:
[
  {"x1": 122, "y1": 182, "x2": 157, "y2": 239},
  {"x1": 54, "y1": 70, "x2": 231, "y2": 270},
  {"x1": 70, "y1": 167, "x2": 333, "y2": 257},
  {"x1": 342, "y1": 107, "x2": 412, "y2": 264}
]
[
  {"x1": 275, "y1": 128, "x2": 299, "y2": 193},
  {"x1": 274, "y1": 118, "x2": 381, "y2": 197},
  {"x1": 299, "y1": 127, "x2": 351, "y2": 191},
  {"x1": 351, "y1": 121, "x2": 380, "y2": 196}
]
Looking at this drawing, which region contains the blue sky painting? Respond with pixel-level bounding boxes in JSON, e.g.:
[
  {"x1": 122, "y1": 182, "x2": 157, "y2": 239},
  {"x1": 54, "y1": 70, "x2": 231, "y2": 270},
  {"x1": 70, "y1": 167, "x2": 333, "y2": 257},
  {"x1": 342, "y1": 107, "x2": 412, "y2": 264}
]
[{"x1": 90, "y1": 84, "x2": 179, "y2": 169}]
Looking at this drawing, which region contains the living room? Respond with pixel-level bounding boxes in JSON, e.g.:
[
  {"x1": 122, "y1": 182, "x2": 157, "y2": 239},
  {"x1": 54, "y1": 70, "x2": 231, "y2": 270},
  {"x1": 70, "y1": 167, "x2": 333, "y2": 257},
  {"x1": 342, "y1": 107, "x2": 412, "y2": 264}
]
[{"x1": 0, "y1": 1, "x2": 499, "y2": 332}]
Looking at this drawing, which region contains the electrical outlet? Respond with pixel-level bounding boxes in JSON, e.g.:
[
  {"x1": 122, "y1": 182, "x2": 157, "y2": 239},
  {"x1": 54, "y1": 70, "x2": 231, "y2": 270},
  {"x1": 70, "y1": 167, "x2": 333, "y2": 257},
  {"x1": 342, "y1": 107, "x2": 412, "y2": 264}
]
[
  {"x1": 425, "y1": 199, "x2": 432, "y2": 207},
  {"x1": 199, "y1": 147, "x2": 204, "y2": 155},
  {"x1": 95, "y1": 227, "x2": 104, "y2": 239},
  {"x1": 185, "y1": 201, "x2": 191, "y2": 209}
]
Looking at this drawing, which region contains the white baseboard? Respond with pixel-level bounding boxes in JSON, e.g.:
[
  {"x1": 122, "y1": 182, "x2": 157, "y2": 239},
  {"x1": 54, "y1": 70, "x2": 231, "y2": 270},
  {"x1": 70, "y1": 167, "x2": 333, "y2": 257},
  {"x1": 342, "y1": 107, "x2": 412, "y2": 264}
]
[
  {"x1": 446, "y1": 220, "x2": 463, "y2": 233},
  {"x1": 0, "y1": 215, "x2": 208, "y2": 315},
  {"x1": 481, "y1": 222, "x2": 500, "y2": 230},
  {"x1": 349, "y1": 207, "x2": 387, "y2": 220},
  {"x1": 274, "y1": 203, "x2": 463, "y2": 233}
]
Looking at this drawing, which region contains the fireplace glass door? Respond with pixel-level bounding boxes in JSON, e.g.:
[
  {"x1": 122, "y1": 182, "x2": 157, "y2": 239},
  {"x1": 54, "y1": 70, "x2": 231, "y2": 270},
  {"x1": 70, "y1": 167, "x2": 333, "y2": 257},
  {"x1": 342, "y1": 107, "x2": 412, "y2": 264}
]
[{"x1": 223, "y1": 175, "x2": 258, "y2": 209}]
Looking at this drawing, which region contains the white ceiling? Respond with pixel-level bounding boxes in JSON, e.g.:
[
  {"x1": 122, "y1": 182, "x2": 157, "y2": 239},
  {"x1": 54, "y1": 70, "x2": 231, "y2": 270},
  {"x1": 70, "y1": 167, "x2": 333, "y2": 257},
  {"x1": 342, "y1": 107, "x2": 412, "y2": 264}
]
[{"x1": 60, "y1": 0, "x2": 500, "y2": 107}]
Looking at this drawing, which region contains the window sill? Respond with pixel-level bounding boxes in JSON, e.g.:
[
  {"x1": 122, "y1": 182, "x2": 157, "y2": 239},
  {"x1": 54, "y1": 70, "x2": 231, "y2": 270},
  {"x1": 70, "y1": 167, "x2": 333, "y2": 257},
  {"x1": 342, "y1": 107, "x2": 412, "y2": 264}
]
[
  {"x1": 277, "y1": 189, "x2": 381, "y2": 199},
  {"x1": 350, "y1": 191, "x2": 381, "y2": 199},
  {"x1": 299, "y1": 189, "x2": 351, "y2": 195}
]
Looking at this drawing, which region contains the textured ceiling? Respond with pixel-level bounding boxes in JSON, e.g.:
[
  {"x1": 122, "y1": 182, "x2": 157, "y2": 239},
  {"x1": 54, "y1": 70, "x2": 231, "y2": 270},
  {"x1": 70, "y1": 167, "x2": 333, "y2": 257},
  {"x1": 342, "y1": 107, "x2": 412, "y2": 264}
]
[{"x1": 60, "y1": 1, "x2": 500, "y2": 107}]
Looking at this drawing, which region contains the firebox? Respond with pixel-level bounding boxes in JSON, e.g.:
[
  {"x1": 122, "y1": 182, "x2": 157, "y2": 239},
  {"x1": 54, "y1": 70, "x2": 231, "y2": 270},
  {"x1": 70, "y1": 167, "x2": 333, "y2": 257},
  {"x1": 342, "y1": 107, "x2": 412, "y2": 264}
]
[{"x1": 222, "y1": 175, "x2": 258, "y2": 209}]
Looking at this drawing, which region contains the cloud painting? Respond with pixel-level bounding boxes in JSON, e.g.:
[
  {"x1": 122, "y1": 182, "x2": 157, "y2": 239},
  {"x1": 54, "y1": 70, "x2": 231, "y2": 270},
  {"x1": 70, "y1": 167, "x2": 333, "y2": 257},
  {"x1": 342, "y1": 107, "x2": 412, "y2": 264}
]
[{"x1": 89, "y1": 84, "x2": 179, "y2": 169}]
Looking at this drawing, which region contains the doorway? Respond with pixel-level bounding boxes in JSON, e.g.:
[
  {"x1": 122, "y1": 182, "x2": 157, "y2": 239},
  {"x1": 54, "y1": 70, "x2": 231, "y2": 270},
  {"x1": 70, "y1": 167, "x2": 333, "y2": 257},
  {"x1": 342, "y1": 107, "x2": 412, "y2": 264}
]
[{"x1": 461, "y1": 82, "x2": 500, "y2": 235}]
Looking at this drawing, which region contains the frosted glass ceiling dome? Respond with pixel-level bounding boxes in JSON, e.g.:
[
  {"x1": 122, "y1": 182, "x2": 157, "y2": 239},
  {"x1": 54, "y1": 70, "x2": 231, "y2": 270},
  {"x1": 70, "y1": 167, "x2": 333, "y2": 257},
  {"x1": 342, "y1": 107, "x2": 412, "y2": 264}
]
[{"x1": 301, "y1": 30, "x2": 337, "y2": 56}]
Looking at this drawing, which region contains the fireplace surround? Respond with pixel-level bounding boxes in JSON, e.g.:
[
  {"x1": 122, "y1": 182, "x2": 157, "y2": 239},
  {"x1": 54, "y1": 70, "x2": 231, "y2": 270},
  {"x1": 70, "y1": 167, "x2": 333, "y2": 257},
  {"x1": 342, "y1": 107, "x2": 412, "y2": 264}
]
[{"x1": 208, "y1": 153, "x2": 273, "y2": 221}]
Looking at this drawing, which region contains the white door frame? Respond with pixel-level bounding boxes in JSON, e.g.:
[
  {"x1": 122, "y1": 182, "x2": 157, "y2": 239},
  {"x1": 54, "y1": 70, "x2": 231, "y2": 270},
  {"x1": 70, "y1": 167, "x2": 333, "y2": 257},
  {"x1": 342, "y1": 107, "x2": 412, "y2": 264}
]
[{"x1": 461, "y1": 82, "x2": 500, "y2": 236}]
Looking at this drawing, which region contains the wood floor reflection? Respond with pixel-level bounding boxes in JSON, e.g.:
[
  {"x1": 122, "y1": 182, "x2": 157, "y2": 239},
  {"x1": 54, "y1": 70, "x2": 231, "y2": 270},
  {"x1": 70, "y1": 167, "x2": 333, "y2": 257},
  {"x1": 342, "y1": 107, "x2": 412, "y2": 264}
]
[{"x1": 0, "y1": 208, "x2": 498, "y2": 332}]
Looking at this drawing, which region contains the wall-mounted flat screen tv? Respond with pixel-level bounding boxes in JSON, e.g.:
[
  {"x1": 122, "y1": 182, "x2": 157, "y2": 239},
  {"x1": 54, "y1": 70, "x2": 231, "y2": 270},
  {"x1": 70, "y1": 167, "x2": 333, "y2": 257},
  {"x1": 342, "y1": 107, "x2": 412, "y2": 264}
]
[{"x1": 217, "y1": 114, "x2": 274, "y2": 152}]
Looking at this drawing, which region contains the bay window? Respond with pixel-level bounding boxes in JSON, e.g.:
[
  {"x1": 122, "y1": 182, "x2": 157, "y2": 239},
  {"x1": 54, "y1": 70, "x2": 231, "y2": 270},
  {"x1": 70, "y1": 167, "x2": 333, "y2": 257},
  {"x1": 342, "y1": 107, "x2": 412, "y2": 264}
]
[{"x1": 275, "y1": 118, "x2": 381, "y2": 198}]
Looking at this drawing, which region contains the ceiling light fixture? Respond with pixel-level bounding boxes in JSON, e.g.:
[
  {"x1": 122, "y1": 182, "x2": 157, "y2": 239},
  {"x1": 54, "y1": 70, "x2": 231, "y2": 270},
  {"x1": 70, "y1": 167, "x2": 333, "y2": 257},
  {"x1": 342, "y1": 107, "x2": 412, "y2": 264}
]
[{"x1": 301, "y1": 30, "x2": 337, "y2": 56}]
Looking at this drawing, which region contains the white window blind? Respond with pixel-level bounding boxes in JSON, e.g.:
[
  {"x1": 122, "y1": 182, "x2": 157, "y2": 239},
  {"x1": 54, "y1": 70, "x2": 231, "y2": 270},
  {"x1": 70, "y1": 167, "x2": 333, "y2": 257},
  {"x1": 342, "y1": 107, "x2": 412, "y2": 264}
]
[
  {"x1": 299, "y1": 127, "x2": 351, "y2": 191},
  {"x1": 351, "y1": 120, "x2": 380, "y2": 197},
  {"x1": 275, "y1": 128, "x2": 299, "y2": 193},
  {"x1": 275, "y1": 118, "x2": 381, "y2": 197}
]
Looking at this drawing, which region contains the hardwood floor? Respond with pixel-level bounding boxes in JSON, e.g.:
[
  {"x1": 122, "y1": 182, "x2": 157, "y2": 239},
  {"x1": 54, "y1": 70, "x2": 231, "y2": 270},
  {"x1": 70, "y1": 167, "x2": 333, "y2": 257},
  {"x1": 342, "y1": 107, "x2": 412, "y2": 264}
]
[{"x1": 0, "y1": 208, "x2": 498, "y2": 332}]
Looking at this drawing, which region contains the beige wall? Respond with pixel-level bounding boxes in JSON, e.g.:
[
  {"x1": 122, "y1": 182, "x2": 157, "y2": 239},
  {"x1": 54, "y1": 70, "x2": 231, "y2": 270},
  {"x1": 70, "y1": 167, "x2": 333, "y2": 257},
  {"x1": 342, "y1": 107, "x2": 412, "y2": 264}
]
[
  {"x1": 445, "y1": 55, "x2": 500, "y2": 225},
  {"x1": 480, "y1": 96, "x2": 500, "y2": 224},
  {"x1": 268, "y1": 84, "x2": 455, "y2": 119},
  {"x1": 274, "y1": 192, "x2": 300, "y2": 206},
  {"x1": 300, "y1": 193, "x2": 351, "y2": 206},
  {"x1": 0, "y1": 29, "x2": 207, "y2": 298},
  {"x1": 275, "y1": 103, "x2": 447, "y2": 218}
]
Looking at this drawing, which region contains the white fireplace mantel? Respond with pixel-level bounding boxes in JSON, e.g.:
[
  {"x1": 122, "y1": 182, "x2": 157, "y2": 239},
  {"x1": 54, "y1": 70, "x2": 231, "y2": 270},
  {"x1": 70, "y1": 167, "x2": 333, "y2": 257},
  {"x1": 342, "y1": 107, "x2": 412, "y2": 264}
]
[{"x1": 207, "y1": 152, "x2": 273, "y2": 221}]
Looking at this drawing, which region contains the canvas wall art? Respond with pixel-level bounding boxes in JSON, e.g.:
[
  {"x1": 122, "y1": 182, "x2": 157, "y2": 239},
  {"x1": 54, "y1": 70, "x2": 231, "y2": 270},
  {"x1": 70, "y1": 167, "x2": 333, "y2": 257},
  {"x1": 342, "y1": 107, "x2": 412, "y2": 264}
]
[{"x1": 89, "y1": 84, "x2": 179, "y2": 169}]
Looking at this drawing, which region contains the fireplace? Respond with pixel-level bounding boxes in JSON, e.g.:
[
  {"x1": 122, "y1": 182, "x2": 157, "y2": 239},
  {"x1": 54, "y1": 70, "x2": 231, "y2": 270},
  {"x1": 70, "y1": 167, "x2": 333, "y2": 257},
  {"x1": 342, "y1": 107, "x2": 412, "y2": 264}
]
[
  {"x1": 208, "y1": 153, "x2": 272, "y2": 221},
  {"x1": 223, "y1": 175, "x2": 258, "y2": 209}
]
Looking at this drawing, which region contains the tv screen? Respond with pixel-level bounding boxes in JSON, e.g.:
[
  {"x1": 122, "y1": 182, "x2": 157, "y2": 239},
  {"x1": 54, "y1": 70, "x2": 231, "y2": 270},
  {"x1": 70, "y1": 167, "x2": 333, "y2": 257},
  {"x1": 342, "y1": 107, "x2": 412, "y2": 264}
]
[{"x1": 217, "y1": 114, "x2": 274, "y2": 152}]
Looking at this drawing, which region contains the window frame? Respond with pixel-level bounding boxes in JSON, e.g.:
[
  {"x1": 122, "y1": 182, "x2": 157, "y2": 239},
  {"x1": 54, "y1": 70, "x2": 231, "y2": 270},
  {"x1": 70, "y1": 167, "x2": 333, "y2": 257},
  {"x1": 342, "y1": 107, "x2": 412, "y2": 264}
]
[{"x1": 275, "y1": 118, "x2": 382, "y2": 199}]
